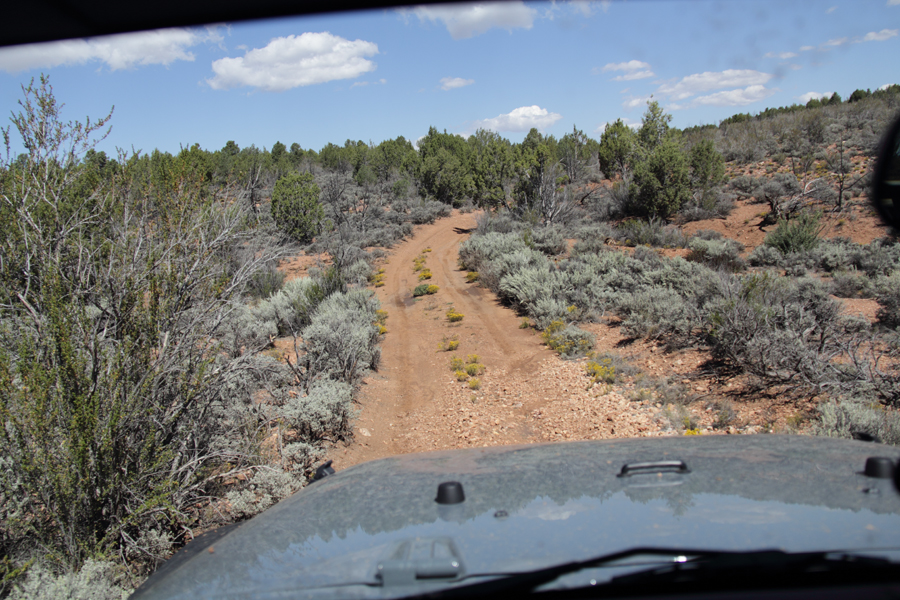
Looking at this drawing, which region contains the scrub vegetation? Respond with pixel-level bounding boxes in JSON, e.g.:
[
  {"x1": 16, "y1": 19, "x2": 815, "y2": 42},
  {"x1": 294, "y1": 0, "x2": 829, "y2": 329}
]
[
  {"x1": 457, "y1": 87, "x2": 900, "y2": 450},
  {"x1": 1, "y1": 74, "x2": 899, "y2": 597}
]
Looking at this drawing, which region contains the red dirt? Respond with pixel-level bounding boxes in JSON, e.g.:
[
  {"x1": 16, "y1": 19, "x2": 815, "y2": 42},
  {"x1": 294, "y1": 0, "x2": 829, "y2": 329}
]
[
  {"x1": 278, "y1": 252, "x2": 328, "y2": 282},
  {"x1": 679, "y1": 198, "x2": 890, "y2": 252}
]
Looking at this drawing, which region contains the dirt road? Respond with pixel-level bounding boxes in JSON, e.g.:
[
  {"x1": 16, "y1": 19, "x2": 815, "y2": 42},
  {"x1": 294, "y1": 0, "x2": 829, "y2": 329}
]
[
  {"x1": 330, "y1": 211, "x2": 550, "y2": 467},
  {"x1": 326, "y1": 211, "x2": 669, "y2": 469}
]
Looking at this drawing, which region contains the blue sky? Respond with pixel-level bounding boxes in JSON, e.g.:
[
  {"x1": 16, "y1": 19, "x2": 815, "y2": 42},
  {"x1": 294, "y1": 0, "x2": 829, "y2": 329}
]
[{"x1": 0, "y1": 0, "x2": 898, "y2": 156}]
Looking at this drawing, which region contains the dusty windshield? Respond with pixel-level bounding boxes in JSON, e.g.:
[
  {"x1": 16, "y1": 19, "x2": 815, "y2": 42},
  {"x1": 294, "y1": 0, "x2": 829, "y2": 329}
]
[{"x1": 0, "y1": 0, "x2": 898, "y2": 596}]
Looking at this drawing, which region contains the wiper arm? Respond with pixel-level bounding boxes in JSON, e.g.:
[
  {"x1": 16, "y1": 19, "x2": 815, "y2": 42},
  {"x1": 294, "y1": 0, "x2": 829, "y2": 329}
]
[
  {"x1": 608, "y1": 549, "x2": 898, "y2": 591},
  {"x1": 418, "y1": 547, "x2": 900, "y2": 599},
  {"x1": 413, "y1": 547, "x2": 728, "y2": 598}
]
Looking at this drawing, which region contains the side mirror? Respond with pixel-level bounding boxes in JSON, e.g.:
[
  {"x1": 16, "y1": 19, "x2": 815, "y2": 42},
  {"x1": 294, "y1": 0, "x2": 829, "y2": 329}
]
[{"x1": 872, "y1": 112, "x2": 900, "y2": 231}]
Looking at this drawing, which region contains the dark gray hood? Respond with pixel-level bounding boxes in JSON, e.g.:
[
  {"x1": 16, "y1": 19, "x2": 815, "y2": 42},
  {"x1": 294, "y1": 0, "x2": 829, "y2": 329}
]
[{"x1": 133, "y1": 435, "x2": 900, "y2": 599}]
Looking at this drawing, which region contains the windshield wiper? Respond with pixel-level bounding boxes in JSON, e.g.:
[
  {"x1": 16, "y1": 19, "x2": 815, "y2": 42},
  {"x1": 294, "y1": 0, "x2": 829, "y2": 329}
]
[{"x1": 415, "y1": 547, "x2": 900, "y2": 598}]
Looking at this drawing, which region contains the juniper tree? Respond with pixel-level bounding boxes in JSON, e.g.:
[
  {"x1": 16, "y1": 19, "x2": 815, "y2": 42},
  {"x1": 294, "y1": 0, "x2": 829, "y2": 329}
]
[{"x1": 271, "y1": 171, "x2": 324, "y2": 242}]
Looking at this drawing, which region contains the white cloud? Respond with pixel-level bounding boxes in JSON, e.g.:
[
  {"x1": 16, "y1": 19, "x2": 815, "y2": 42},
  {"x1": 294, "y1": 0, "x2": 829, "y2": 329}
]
[
  {"x1": 601, "y1": 60, "x2": 650, "y2": 72},
  {"x1": 764, "y1": 51, "x2": 798, "y2": 59},
  {"x1": 599, "y1": 60, "x2": 654, "y2": 81},
  {"x1": 826, "y1": 5, "x2": 838, "y2": 13},
  {"x1": 622, "y1": 95, "x2": 651, "y2": 110},
  {"x1": 472, "y1": 105, "x2": 562, "y2": 132},
  {"x1": 569, "y1": 1, "x2": 594, "y2": 16},
  {"x1": 0, "y1": 27, "x2": 220, "y2": 73},
  {"x1": 797, "y1": 91, "x2": 833, "y2": 103},
  {"x1": 207, "y1": 32, "x2": 378, "y2": 92},
  {"x1": 351, "y1": 78, "x2": 387, "y2": 88},
  {"x1": 689, "y1": 85, "x2": 776, "y2": 107},
  {"x1": 800, "y1": 45, "x2": 815, "y2": 51},
  {"x1": 889, "y1": 0, "x2": 900, "y2": 6},
  {"x1": 567, "y1": 1, "x2": 609, "y2": 17},
  {"x1": 858, "y1": 29, "x2": 898, "y2": 42},
  {"x1": 440, "y1": 76, "x2": 475, "y2": 90},
  {"x1": 613, "y1": 70, "x2": 654, "y2": 81},
  {"x1": 402, "y1": 2, "x2": 535, "y2": 39},
  {"x1": 825, "y1": 37, "x2": 848, "y2": 46},
  {"x1": 656, "y1": 69, "x2": 772, "y2": 101}
]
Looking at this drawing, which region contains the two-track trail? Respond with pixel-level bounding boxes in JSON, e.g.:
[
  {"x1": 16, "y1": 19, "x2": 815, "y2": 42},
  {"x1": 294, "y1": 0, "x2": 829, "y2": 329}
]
[{"x1": 329, "y1": 210, "x2": 555, "y2": 468}]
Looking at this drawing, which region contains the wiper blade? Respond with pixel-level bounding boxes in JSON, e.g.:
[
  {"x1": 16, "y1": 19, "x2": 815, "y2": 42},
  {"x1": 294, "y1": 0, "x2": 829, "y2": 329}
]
[
  {"x1": 608, "y1": 549, "x2": 899, "y2": 592},
  {"x1": 418, "y1": 547, "x2": 900, "y2": 599}
]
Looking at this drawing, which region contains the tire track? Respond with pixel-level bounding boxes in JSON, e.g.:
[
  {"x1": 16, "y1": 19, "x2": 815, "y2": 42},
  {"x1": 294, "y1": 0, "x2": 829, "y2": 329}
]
[{"x1": 331, "y1": 211, "x2": 553, "y2": 468}]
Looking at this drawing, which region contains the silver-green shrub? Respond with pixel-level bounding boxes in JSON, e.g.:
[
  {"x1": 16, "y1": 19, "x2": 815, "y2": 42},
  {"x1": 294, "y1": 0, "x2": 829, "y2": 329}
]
[
  {"x1": 225, "y1": 467, "x2": 306, "y2": 519},
  {"x1": 619, "y1": 288, "x2": 701, "y2": 345},
  {"x1": 687, "y1": 238, "x2": 746, "y2": 272},
  {"x1": 875, "y1": 273, "x2": 900, "y2": 328},
  {"x1": 221, "y1": 304, "x2": 278, "y2": 357},
  {"x1": 10, "y1": 559, "x2": 131, "y2": 600},
  {"x1": 281, "y1": 380, "x2": 355, "y2": 443},
  {"x1": 531, "y1": 225, "x2": 568, "y2": 256},
  {"x1": 541, "y1": 322, "x2": 596, "y2": 359},
  {"x1": 458, "y1": 231, "x2": 528, "y2": 272},
  {"x1": 300, "y1": 290, "x2": 381, "y2": 385},
  {"x1": 830, "y1": 271, "x2": 873, "y2": 298},
  {"x1": 255, "y1": 277, "x2": 326, "y2": 336},
  {"x1": 814, "y1": 397, "x2": 900, "y2": 445},
  {"x1": 748, "y1": 244, "x2": 783, "y2": 267}
]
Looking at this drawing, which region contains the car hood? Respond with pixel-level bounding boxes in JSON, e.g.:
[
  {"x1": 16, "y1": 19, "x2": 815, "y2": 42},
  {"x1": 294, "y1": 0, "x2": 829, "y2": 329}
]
[{"x1": 132, "y1": 435, "x2": 900, "y2": 599}]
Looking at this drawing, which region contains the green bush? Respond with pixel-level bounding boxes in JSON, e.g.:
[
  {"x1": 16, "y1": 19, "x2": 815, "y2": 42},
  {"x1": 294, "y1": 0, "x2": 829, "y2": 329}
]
[
  {"x1": 254, "y1": 276, "x2": 330, "y2": 337},
  {"x1": 465, "y1": 363, "x2": 486, "y2": 376},
  {"x1": 708, "y1": 274, "x2": 841, "y2": 384},
  {"x1": 629, "y1": 135, "x2": 691, "y2": 219},
  {"x1": 0, "y1": 78, "x2": 301, "y2": 580},
  {"x1": 458, "y1": 231, "x2": 528, "y2": 272},
  {"x1": 446, "y1": 308, "x2": 464, "y2": 322},
  {"x1": 541, "y1": 321, "x2": 595, "y2": 358},
  {"x1": 764, "y1": 211, "x2": 824, "y2": 254},
  {"x1": 271, "y1": 172, "x2": 324, "y2": 243},
  {"x1": 225, "y1": 467, "x2": 306, "y2": 520},
  {"x1": 280, "y1": 380, "x2": 355, "y2": 444},
  {"x1": 686, "y1": 237, "x2": 746, "y2": 272},
  {"x1": 247, "y1": 265, "x2": 286, "y2": 299},
  {"x1": 585, "y1": 359, "x2": 616, "y2": 385},
  {"x1": 412, "y1": 283, "x2": 439, "y2": 296},
  {"x1": 615, "y1": 217, "x2": 688, "y2": 248}
]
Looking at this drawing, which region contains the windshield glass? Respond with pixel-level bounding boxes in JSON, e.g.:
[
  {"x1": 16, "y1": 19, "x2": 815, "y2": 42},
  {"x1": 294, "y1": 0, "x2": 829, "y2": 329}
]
[{"x1": 0, "y1": 1, "x2": 898, "y2": 598}]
